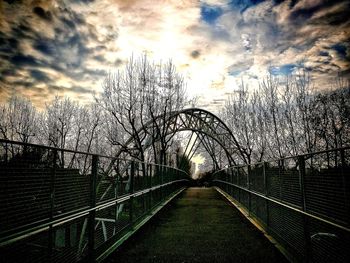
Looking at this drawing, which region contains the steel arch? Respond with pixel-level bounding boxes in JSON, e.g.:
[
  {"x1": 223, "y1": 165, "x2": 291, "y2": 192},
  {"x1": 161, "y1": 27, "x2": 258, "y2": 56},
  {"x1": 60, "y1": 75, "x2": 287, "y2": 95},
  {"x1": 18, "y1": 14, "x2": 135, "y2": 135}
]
[
  {"x1": 101, "y1": 108, "x2": 242, "y2": 222},
  {"x1": 117, "y1": 108, "x2": 242, "y2": 167}
]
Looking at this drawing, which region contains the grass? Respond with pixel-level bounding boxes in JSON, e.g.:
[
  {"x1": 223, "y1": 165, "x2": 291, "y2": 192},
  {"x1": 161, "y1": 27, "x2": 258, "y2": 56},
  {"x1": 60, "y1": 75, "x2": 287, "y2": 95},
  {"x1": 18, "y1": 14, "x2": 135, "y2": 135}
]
[{"x1": 104, "y1": 187, "x2": 288, "y2": 263}]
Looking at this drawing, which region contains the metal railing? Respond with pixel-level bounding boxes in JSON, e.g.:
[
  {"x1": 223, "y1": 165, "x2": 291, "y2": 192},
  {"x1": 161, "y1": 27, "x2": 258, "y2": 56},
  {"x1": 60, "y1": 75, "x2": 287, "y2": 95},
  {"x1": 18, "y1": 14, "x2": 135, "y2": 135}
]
[
  {"x1": 213, "y1": 147, "x2": 350, "y2": 263},
  {"x1": 0, "y1": 139, "x2": 189, "y2": 262}
]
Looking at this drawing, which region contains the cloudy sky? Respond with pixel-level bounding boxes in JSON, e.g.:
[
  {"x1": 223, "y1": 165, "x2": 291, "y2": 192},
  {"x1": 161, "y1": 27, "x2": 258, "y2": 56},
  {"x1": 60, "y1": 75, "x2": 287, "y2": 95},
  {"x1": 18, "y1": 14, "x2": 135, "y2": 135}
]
[{"x1": 0, "y1": 0, "x2": 349, "y2": 111}]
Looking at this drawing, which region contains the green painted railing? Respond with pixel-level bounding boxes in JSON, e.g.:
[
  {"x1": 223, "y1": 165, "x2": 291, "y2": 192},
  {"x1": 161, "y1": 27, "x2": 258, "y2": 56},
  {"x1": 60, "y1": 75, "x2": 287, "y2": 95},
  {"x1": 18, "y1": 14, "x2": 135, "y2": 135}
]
[
  {"x1": 0, "y1": 139, "x2": 188, "y2": 262},
  {"x1": 213, "y1": 147, "x2": 350, "y2": 262}
]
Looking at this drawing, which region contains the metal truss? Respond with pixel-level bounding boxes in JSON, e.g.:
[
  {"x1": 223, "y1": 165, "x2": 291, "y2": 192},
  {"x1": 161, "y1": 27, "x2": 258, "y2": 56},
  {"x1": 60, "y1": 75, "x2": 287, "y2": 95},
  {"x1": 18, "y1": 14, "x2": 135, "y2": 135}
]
[{"x1": 117, "y1": 108, "x2": 242, "y2": 167}]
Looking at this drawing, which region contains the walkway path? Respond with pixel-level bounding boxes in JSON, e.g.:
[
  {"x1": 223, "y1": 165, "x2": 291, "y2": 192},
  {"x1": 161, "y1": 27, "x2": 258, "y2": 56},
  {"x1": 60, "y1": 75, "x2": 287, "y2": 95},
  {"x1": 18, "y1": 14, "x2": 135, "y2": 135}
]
[{"x1": 105, "y1": 187, "x2": 287, "y2": 263}]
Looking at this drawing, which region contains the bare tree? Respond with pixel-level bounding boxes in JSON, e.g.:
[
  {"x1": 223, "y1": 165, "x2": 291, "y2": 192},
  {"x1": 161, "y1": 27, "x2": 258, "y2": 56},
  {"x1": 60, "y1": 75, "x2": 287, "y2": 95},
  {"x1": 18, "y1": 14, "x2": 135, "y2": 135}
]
[
  {"x1": 311, "y1": 77, "x2": 350, "y2": 151},
  {"x1": 98, "y1": 55, "x2": 187, "y2": 166},
  {"x1": 43, "y1": 96, "x2": 77, "y2": 166},
  {"x1": 98, "y1": 56, "x2": 148, "y2": 162},
  {"x1": 311, "y1": 93, "x2": 333, "y2": 151},
  {"x1": 146, "y1": 59, "x2": 186, "y2": 165},
  {"x1": 223, "y1": 83, "x2": 253, "y2": 164},
  {"x1": 260, "y1": 74, "x2": 285, "y2": 159},
  {"x1": 250, "y1": 90, "x2": 268, "y2": 162},
  {"x1": 0, "y1": 96, "x2": 37, "y2": 143},
  {"x1": 222, "y1": 81, "x2": 270, "y2": 164},
  {"x1": 293, "y1": 70, "x2": 316, "y2": 154}
]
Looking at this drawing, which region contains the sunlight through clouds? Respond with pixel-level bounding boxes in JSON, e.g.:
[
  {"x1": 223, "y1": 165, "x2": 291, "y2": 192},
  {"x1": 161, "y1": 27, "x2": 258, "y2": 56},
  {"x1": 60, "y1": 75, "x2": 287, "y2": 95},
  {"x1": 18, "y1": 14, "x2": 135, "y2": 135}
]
[{"x1": 0, "y1": 0, "x2": 349, "y2": 109}]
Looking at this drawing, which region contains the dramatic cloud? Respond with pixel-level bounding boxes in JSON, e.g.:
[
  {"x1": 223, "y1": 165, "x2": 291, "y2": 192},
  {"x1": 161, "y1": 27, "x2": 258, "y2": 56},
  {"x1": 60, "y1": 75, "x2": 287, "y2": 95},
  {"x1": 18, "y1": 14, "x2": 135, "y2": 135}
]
[{"x1": 0, "y1": 0, "x2": 349, "y2": 110}]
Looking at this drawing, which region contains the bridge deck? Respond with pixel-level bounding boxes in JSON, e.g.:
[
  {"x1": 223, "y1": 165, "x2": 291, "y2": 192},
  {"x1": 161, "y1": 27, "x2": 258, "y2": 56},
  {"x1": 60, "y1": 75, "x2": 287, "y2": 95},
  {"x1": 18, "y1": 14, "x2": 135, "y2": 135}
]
[{"x1": 105, "y1": 187, "x2": 287, "y2": 262}]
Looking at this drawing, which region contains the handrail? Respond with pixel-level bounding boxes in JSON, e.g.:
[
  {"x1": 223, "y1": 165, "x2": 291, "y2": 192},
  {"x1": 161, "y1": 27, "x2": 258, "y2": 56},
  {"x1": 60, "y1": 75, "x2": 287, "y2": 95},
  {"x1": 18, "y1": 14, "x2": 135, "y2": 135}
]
[
  {"x1": 213, "y1": 179, "x2": 350, "y2": 233},
  {"x1": 213, "y1": 146, "x2": 350, "y2": 173},
  {"x1": 0, "y1": 179, "x2": 189, "y2": 247},
  {"x1": 0, "y1": 138, "x2": 189, "y2": 174},
  {"x1": 212, "y1": 147, "x2": 350, "y2": 262},
  {"x1": 0, "y1": 139, "x2": 189, "y2": 262}
]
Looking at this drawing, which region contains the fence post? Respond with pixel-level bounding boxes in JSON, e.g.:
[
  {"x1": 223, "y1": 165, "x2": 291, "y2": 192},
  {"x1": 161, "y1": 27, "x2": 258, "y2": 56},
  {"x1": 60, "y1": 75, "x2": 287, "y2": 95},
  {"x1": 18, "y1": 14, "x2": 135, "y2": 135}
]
[
  {"x1": 237, "y1": 167, "x2": 241, "y2": 203},
  {"x1": 88, "y1": 155, "x2": 98, "y2": 262},
  {"x1": 298, "y1": 155, "x2": 311, "y2": 262},
  {"x1": 5, "y1": 141, "x2": 8, "y2": 163},
  {"x1": 247, "y1": 165, "x2": 251, "y2": 216},
  {"x1": 49, "y1": 149, "x2": 57, "y2": 260},
  {"x1": 159, "y1": 166, "x2": 163, "y2": 202},
  {"x1": 263, "y1": 162, "x2": 268, "y2": 195},
  {"x1": 165, "y1": 167, "x2": 169, "y2": 197},
  {"x1": 114, "y1": 159, "x2": 119, "y2": 239},
  {"x1": 148, "y1": 164, "x2": 152, "y2": 188},
  {"x1": 278, "y1": 159, "x2": 283, "y2": 200},
  {"x1": 263, "y1": 162, "x2": 269, "y2": 228},
  {"x1": 231, "y1": 168, "x2": 234, "y2": 195},
  {"x1": 340, "y1": 149, "x2": 350, "y2": 225},
  {"x1": 115, "y1": 159, "x2": 119, "y2": 198},
  {"x1": 129, "y1": 161, "x2": 135, "y2": 223},
  {"x1": 149, "y1": 164, "x2": 153, "y2": 209}
]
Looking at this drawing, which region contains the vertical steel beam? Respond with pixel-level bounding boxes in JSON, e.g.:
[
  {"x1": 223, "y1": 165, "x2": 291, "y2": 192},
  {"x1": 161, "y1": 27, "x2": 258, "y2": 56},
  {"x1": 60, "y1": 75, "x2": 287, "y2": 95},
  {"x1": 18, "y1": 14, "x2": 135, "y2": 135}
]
[
  {"x1": 129, "y1": 161, "x2": 135, "y2": 223},
  {"x1": 247, "y1": 165, "x2": 251, "y2": 216},
  {"x1": 340, "y1": 149, "x2": 350, "y2": 225},
  {"x1": 49, "y1": 149, "x2": 57, "y2": 260},
  {"x1": 114, "y1": 159, "x2": 119, "y2": 234},
  {"x1": 263, "y1": 162, "x2": 269, "y2": 228},
  {"x1": 278, "y1": 159, "x2": 282, "y2": 200},
  {"x1": 298, "y1": 156, "x2": 310, "y2": 262},
  {"x1": 147, "y1": 164, "x2": 152, "y2": 210},
  {"x1": 4, "y1": 141, "x2": 8, "y2": 163},
  {"x1": 237, "y1": 167, "x2": 241, "y2": 203},
  {"x1": 88, "y1": 154, "x2": 98, "y2": 262}
]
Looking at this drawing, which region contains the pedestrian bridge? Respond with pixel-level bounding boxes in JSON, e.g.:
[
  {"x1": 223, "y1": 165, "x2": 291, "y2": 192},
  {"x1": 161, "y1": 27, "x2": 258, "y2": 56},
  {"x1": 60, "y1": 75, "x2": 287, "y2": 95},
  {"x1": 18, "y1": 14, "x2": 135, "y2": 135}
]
[
  {"x1": 105, "y1": 187, "x2": 288, "y2": 263},
  {"x1": 0, "y1": 105, "x2": 349, "y2": 263}
]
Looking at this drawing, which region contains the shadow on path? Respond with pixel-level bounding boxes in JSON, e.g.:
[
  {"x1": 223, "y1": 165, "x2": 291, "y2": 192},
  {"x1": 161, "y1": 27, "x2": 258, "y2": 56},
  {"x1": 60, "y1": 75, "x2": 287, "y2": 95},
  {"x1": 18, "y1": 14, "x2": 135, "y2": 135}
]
[{"x1": 105, "y1": 187, "x2": 288, "y2": 263}]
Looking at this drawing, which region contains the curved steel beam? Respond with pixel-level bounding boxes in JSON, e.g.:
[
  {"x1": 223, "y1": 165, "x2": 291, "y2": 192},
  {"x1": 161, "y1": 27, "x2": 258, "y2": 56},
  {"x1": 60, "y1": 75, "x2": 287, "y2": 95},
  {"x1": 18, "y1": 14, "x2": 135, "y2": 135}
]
[
  {"x1": 116, "y1": 108, "x2": 243, "y2": 167},
  {"x1": 100, "y1": 108, "x2": 240, "y2": 217}
]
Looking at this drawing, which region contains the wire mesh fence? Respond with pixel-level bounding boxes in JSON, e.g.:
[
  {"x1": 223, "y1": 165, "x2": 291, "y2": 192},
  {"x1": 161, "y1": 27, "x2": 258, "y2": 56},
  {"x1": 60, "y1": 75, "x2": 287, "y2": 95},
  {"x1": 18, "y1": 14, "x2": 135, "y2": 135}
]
[
  {"x1": 0, "y1": 139, "x2": 188, "y2": 262},
  {"x1": 213, "y1": 147, "x2": 350, "y2": 262}
]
